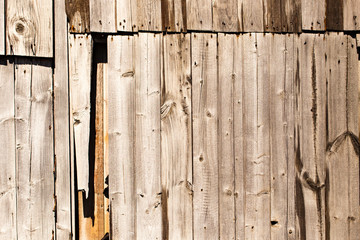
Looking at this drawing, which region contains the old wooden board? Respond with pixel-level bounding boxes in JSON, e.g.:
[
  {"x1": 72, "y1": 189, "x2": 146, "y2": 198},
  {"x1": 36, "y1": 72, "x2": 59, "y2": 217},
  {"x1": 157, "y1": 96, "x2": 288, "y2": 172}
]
[
  {"x1": 0, "y1": 59, "x2": 15, "y2": 239},
  {"x1": 301, "y1": 0, "x2": 325, "y2": 30},
  {"x1": 242, "y1": 0, "x2": 264, "y2": 32},
  {"x1": 161, "y1": 0, "x2": 187, "y2": 32},
  {"x1": 15, "y1": 58, "x2": 54, "y2": 240},
  {"x1": 66, "y1": 0, "x2": 90, "y2": 33},
  {"x1": 69, "y1": 34, "x2": 92, "y2": 196},
  {"x1": 0, "y1": 0, "x2": 4, "y2": 54},
  {"x1": 192, "y1": 32, "x2": 219, "y2": 240},
  {"x1": 134, "y1": 0, "x2": 162, "y2": 31},
  {"x1": 6, "y1": 0, "x2": 53, "y2": 57},
  {"x1": 90, "y1": 0, "x2": 116, "y2": 32},
  {"x1": 134, "y1": 33, "x2": 162, "y2": 239},
  {"x1": 116, "y1": 0, "x2": 133, "y2": 31},
  {"x1": 54, "y1": 0, "x2": 72, "y2": 238},
  {"x1": 161, "y1": 33, "x2": 192, "y2": 239},
  {"x1": 186, "y1": 0, "x2": 212, "y2": 30},
  {"x1": 344, "y1": 0, "x2": 360, "y2": 30},
  {"x1": 213, "y1": 0, "x2": 239, "y2": 32},
  {"x1": 282, "y1": 0, "x2": 301, "y2": 32},
  {"x1": 326, "y1": 0, "x2": 344, "y2": 30},
  {"x1": 108, "y1": 35, "x2": 136, "y2": 239}
]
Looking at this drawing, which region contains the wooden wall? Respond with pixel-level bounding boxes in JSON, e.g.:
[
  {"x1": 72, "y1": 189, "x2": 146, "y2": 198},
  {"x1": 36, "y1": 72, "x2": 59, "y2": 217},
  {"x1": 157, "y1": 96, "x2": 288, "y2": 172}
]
[{"x1": 0, "y1": 1, "x2": 359, "y2": 240}]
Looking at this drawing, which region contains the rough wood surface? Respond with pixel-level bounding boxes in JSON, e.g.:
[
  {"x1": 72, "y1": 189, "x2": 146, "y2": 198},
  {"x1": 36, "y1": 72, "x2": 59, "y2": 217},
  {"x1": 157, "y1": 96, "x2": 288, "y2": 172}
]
[
  {"x1": 161, "y1": 0, "x2": 187, "y2": 32},
  {"x1": 7, "y1": 0, "x2": 53, "y2": 57},
  {"x1": 134, "y1": 33, "x2": 162, "y2": 239},
  {"x1": 301, "y1": 0, "x2": 325, "y2": 30},
  {"x1": 90, "y1": 0, "x2": 116, "y2": 32},
  {"x1": 344, "y1": 0, "x2": 360, "y2": 30},
  {"x1": 242, "y1": 0, "x2": 264, "y2": 32},
  {"x1": 326, "y1": 0, "x2": 343, "y2": 30},
  {"x1": 186, "y1": 0, "x2": 212, "y2": 30},
  {"x1": 54, "y1": 0, "x2": 72, "y2": 238},
  {"x1": 0, "y1": 59, "x2": 15, "y2": 239},
  {"x1": 161, "y1": 33, "x2": 192, "y2": 240},
  {"x1": 116, "y1": 0, "x2": 133, "y2": 31},
  {"x1": 0, "y1": 0, "x2": 4, "y2": 54},
  {"x1": 15, "y1": 58, "x2": 54, "y2": 240},
  {"x1": 108, "y1": 35, "x2": 136, "y2": 240},
  {"x1": 69, "y1": 34, "x2": 92, "y2": 196},
  {"x1": 134, "y1": 0, "x2": 162, "y2": 31},
  {"x1": 66, "y1": 0, "x2": 90, "y2": 33},
  {"x1": 192, "y1": 33, "x2": 219, "y2": 240},
  {"x1": 213, "y1": 0, "x2": 239, "y2": 32}
]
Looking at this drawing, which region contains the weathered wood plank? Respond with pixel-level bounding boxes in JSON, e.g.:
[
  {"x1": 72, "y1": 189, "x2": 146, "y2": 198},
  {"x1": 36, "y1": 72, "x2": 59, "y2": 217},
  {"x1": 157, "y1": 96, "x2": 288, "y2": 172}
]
[
  {"x1": 325, "y1": 0, "x2": 343, "y2": 30},
  {"x1": 134, "y1": 0, "x2": 162, "y2": 31},
  {"x1": 234, "y1": 33, "x2": 245, "y2": 240},
  {"x1": 217, "y1": 33, "x2": 235, "y2": 239},
  {"x1": 54, "y1": 0, "x2": 72, "y2": 238},
  {"x1": 301, "y1": 0, "x2": 325, "y2": 30},
  {"x1": 116, "y1": 0, "x2": 133, "y2": 31},
  {"x1": 15, "y1": 58, "x2": 54, "y2": 240},
  {"x1": 344, "y1": 0, "x2": 360, "y2": 30},
  {"x1": 282, "y1": 0, "x2": 301, "y2": 32},
  {"x1": 213, "y1": 0, "x2": 239, "y2": 32},
  {"x1": 242, "y1": 0, "x2": 264, "y2": 32},
  {"x1": 161, "y1": 0, "x2": 187, "y2": 32},
  {"x1": 192, "y1": 33, "x2": 219, "y2": 240},
  {"x1": 0, "y1": 0, "x2": 4, "y2": 54},
  {"x1": 186, "y1": 0, "x2": 212, "y2": 30},
  {"x1": 69, "y1": 34, "x2": 92, "y2": 196},
  {"x1": 297, "y1": 33, "x2": 327, "y2": 240},
  {"x1": 65, "y1": 0, "x2": 90, "y2": 33},
  {"x1": 265, "y1": 0, "x2": 282, "y2": 32},
  {"x1": 107, "y1": 35, "x2": 136, "y2": 240},
  {"x1": 0, "y1": 59, "x2": 15, "y2": 239},
  {"x1": 6, "y1": 0, "x2": 53, "y2": 57},
  {"x1": 90, "y1": 0, "x2": 116, "y2": 32},
  {"x1": 135, "y1": 33, "x2": 162, "y2": 239},
  {"x1": 161, "y1": 33, "x2": 192, "y2": 240}
]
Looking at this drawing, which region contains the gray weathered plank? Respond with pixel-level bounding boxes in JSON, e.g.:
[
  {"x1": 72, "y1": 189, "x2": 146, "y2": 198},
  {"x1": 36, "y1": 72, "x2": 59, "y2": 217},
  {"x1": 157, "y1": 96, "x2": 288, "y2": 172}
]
[
  {"x1": 301, "y1": 0, "x2": 325, "y2": 30},
  {"x1": 186, "y1": 0, "x2": 212, "y2": 31},
  {"x1": 213, "y1": 0, "x2": 239, "y2": 32},
  {"x1": 161, "y1": 0, "x2": 187, "y2": 32},
  {"x1": 0, "y1": 59, "x2": 15, "y2": 239},
  {"x1": 54, "y1": 0, "x2": 72, "y2": 238},
  {"x1": 15, "y1": 58, "x2": 54, "y2": 240},
  {"x1": 6, "y1": 0, "x2": 53, "y2": 57},
  {"x1": 0, "y1": 0, "x2": 4, "y2": 54},
  {"x1": 134, "y1": 0, "x2": 162, "y2": 31},
  {"x1": 69, "y1": 34, "x2": 92, "y2": 196},
  {"x1": 108, "y1": 35, "x2": 136, "y2": 240},
  {"x1": 90, "y1": 0, "x2": 116, "y2": 32},
  {"x1": 65, "y1": 0, "x2": 90, "y2": 33},
  {"x1": 344, "y1": 0, "x2": 360, "y2": 30},
  {"x1": 242, "y1": 0, "x2": 264, "y2": 32},
  {"x1": 134, "y1": 33, "x2": 162, "y2": 239},
  {"x1": 218, "y1": 33, "x2": 235, "y2": 239},
  {"x1": 192, "y1": 33, "x2": 219, "y2": 240}
]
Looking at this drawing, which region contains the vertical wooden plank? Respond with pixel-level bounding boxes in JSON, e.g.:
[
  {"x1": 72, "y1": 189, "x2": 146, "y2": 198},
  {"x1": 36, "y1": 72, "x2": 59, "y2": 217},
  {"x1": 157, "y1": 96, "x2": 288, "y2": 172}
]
[
  {"x1": 6, "y1": 0, "x2": 53, "y2": 57},
  {"x1": 54, "y1": 0, "x2": 72, "y2": 238},
  {"x1": 65, "y1": 0, "x2": 90, "y2": 33},
  {"x1": 234, "y1": 33, "x2": 245, "y2": 240},
  {"x1": 161, "y1": 0, "x2": 187, "y2": 32},
  {"x1": 301, "y1": 0, "x2": 325, "y2": 30},
  {"x1": 107, "y1": 35, "x2": 135, "y2": 240},
  {"x1": 213, "y1": 0, "x2": 239, "y2": 32},
  {"x1": 282, "y1": 0, "x2": 302, "y2": 32},
  {"x1": 0, "y1": 59, "x2": 15, "y2": 239},
  {"x1": 297, "y1": 33, "x2": 327, "y2": 240},
  {"x1": 134, "y1": 0, "x2": 162, "y2": 31},
  {"x1": 135, "y1": 33, "x2": 162, "y2": 240},
  {"x1": 244, "y1": 33, "x2": 271, "y2": 239},
  {"x1": 0, "y1": 0, "x2": 4, "y2": 54},
  {"x1": 265, "y1": 0, "x2": 282, "y2": 32},
  {"x1": 344, "y1": 0, "x2": 360, "y2": 30},
  {"x1": 69, "y1": 34, "x2": 92, "y2": 197},
  {"x1": 325, "y1": 0, "x2": 343, "y2": 30},
  {"x1": 192, "y1": 32, "x2": 219, "y2": 240},
  {"x1": 116, "y1": 0, "x2": 133, "y2": 31},
  {"x1": 161, "y1": 33, "x2": 192, "y2": 240},
  {"x1": 15, "y1": 59, "x2": 54, "y2": 240},
  {"x1": 186, "y1": 0, "x2": 212, "y2": 31},
  {"x1": 217, "y1": 33, "x2": 235, "y2": 239},
  {"x1": 242, "y1": 0, "x2": 264, "y2": 32},
  {"x1": 90, "y1": 0, "x2": 116, "y2": 32}
]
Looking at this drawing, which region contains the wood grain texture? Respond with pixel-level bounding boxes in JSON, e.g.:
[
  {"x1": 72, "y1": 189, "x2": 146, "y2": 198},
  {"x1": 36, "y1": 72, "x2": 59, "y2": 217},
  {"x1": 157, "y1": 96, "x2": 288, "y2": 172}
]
[
  {"x1": 7, "y1": 0, "x2": 53, "y2": 57},
  {"x1": 0, "y1": 0, "x2": 4, "y2": 54},
  {"x1": 344, "y1": 0, "x2": 360, "y2": 30},
  {"x1": 134, "y1": 0, "x2": 162, "y2": 31},
  {"x1": 218, "y1": 33, "x2": 235, "y2": 239},
  {"x1": 242, "y1": 0, "x2": 264, "y2": 32},
  {"x1": 54, "y1": 0, "x2": 72, "y2": 238},
  {"x1": 134, "y1": 33, "x2": 162, "y2": 239},
  {"x1": 0, "y1": 59, "x2": 15, "y2": 239},
  {"x1": 213, "y1": 0, "x2": 239, "y2": 32},
  {"x1": 161, "y1": 0, "x2": 187, "y2": 32},
  {"x1": 69, "y1": 34, "x2": 92, "y2": 196},
  {"x1": 192, "y1": 33, "x2": 219, "y2": 240},
  {"x1": 66, "y1": 0, "x2": 90, "y2": 33},
  {"x1": 116, "y1": 0, "x2": 133, "y2": 31},
  {"x1": 301, "y1": 0, "x2": 325, "y2": 30},
  {"x1": 161, "y1": 33, "x2": 192, "y2": 240},
  {"x1": 15, "y1": 58, "x2": 54, "y2": 240},
  {"x1": 265, "y1": 0, "x2": 282, "y2": 32},
  {"x1": 90, "y1": 0, "x2": 116, "y2": 32},
  {"x1": 186, "y1": 0, "x2": 212, "y2": 30},
  {"x1": 326, "y1": 0, "x2": 343, "y2": 30},
  {"x1": 108, "y1": 35, "x2": 135, "y2": 240},
  {"x1": 282, "y1": 0, "x2": 301, "y2": 32}
]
